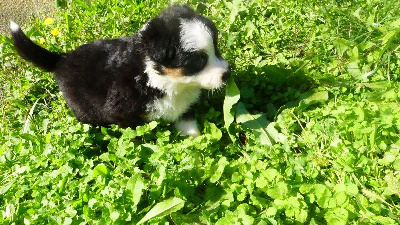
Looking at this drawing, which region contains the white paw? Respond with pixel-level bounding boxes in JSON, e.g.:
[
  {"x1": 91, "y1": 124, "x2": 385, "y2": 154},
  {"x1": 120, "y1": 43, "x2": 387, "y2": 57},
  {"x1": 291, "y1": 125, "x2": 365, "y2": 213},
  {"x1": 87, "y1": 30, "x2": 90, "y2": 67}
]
[{"x1": 175, "y1": 119, "x2": 200, "y2": 137}]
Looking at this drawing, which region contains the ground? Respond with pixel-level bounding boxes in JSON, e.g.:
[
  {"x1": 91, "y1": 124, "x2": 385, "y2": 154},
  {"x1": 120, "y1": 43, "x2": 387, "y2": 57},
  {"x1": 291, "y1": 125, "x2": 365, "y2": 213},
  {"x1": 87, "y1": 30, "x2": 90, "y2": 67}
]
[{"x1": 0, "y1": 0, "x2": 54, "y2": 35}]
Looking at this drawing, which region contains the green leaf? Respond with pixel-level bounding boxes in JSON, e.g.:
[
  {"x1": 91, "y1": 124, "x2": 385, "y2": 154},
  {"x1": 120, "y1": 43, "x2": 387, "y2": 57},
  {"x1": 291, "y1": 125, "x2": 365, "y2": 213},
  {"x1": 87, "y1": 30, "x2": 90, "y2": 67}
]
[
  {"x1": 204, "y1": 122, "x2": 222, "y2": 141},
  {"x1": 388, "y1": 18, "x2": 400, "y2": 29},
  {"x1": 352, "y1": 8, "x2": 362, "y2": 20},
  {"x1": 313, "y1": 184, "x2": 334, "y2": 208},
  {"x1": 126, "y1": 173, "x2": 145, "y2": 210},
  {"x1": 223, "y1": 77, "x2": 240, "y2": 142},
  {"x1": 265, "y1": 207, "x2": 277, "y2": 217},
  {"x1": 110, "y1": 211, "x2": 120, "y2": 222},
  {"x1": 0, "y1": 182, "x2": 13, "y2": 195},
  {"x1": 236, "y1": 103, "x2": 273, "y2": 145},
  {"x1": 210, "y1": 157, "x2": 229, "y2": 183},
  {"x1": 137, "y1": 197, "x2": 185, "y2": 224},
  {"x1": 72, "y1": 0, "x2": 90, "y2": 10},
  {"x1": 226, "y1": 0, "x2": 242, "y2": 24},
  {"x1": 92, "y1": 164, "x2": 110, "y2": 178},
  {"x1": 23, "y1": 99, "x2": 39, "y2": 133},
  {"x1": 299, "y1": 185, "x2": 311, "y2": 194},
  {"x1": 347, "y1": 61, "x2": 362, "y2": 78},
  {"x1": 265, "y1": 122, "x2": 287, "y2": 144},
  {"x1": 324, "y1": 208, "x2": 348, "y2": 225},
  {"x1": 297, "y1": 209, "x2": 308, "y2": 223},
  {"x1": 255, "y1": 176, "x2": 268, "y2": 188},
  {"x1": 267, "y1": 182, "x2": 288, "y2": 199},
  {"x1": 381, "y1": 30, "x2": 399, "y2": 47},
  {"x1": 296, "y1": 90, "x2": 329, "y2": 111},
  {"x1": 394, "y1": 159, "x2": 400, "y2": 171},
  {"x1": 136, "y1": 121, "x2": 158, "y2": 136},
  {"x1": 58, "y1": 176, "x2": 68, "y2": 194},
  {"x1": 264, "y1": 168, "x2": 279, "y2": 182},
  {"x1": 333, "y1": 38, "x2": 352, "y2": 56},
  {"x1": 333, "y1": 192, "x2": 347, "y2": 205},
  {"x1": 346, "y1": 183, "x2": 358, "y2": 196}
]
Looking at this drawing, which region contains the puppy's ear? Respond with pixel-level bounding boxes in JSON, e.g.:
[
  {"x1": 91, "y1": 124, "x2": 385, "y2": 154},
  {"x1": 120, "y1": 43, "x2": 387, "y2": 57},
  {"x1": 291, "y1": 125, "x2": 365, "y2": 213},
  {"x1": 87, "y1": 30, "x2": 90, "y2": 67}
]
[{"x1": 141, "y1": 18, "x2": 176, "y2": 64}]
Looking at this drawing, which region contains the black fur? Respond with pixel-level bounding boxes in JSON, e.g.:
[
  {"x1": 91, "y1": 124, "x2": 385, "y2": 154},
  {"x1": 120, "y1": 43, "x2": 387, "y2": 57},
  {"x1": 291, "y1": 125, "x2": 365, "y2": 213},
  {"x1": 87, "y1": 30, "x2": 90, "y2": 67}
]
[
  {"x1": 11, "y1": 5, "x2": 223, "y2": 128},
  {"x1": 54, "y1": 37, "x2": 164, "y2": 127},
  {"x1": 11, "y1": 26, "x2": 63, "y2": 72}
]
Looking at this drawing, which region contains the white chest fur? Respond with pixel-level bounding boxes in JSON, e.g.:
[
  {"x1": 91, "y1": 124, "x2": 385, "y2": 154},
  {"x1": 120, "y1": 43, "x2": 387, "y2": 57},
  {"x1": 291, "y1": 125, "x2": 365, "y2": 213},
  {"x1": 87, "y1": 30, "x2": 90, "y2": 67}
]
[
  {"x1": 146, "y1": 86, "x2": 200, "y2": 122},
  {"x1": 144, "y1": 58, "x2": 201, "y2": 122}
]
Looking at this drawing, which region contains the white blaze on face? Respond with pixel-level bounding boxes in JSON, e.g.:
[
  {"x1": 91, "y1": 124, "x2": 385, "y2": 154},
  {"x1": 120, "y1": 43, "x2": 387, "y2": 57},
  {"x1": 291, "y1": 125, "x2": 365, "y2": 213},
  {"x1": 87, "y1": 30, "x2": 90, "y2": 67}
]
[
  {"x1": 180, "y1": 19, "x2": 213, "y2": 52},
  {"x1": 180, "y1": 19, "x2": 228, "y2": 89}
]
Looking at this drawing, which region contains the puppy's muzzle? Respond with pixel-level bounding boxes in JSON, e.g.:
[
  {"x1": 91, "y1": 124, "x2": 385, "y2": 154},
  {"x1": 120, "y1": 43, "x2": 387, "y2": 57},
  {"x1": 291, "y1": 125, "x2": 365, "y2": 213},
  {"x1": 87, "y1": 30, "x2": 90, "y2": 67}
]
[{"x1": 222, "y1": 70, "x2": 231, "y2": 82}]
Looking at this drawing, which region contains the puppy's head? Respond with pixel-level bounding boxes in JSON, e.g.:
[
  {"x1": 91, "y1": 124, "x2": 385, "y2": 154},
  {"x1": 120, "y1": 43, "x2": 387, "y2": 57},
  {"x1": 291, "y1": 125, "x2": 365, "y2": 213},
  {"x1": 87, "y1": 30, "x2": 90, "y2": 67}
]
[{"x1": 141, "y1": 5, "x2": 229, "y2": 91}]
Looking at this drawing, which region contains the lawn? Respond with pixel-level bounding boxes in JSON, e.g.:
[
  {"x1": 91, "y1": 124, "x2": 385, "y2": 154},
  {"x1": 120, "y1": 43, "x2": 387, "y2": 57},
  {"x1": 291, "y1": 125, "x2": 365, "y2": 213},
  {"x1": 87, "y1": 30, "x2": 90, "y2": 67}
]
[{"x1": 1, "y1": 0, "x2": 400, "y2": 224}]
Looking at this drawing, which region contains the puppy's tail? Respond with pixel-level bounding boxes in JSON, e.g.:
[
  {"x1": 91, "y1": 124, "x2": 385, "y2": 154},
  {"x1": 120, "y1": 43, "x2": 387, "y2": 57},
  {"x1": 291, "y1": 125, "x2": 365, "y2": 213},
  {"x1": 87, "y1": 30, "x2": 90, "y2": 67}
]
[{"x1": 10, "y1": 21, "x2": 62, "y2": 72}]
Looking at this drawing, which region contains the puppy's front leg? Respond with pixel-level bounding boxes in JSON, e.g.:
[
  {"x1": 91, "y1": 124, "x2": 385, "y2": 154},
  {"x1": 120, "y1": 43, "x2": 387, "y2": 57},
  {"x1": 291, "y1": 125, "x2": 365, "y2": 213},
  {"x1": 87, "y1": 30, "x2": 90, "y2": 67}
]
[{"x1": 174, "y1": 118, "x2": 200, "y2": 137}]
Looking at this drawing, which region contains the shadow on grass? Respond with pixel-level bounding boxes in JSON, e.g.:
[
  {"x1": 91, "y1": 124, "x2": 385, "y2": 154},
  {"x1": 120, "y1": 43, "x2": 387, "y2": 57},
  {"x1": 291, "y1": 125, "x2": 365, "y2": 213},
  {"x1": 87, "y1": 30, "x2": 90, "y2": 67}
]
[
  {"x1": 231, "y1": 62, "x2": 316, "y2": 120},
  {"x1": 185, "y1": 61, "x2": 318, "y2": 148},
  {"x1": 61, "y1": 62, "x2": 318, "y2": 155}
]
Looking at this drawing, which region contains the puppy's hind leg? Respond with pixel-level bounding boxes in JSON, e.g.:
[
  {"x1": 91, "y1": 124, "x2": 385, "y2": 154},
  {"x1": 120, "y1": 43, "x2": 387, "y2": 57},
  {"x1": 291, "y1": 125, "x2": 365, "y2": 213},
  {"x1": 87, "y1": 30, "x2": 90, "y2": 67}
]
[{"x1": 174, "y1": 118, "x2": 200, "y2": 137}]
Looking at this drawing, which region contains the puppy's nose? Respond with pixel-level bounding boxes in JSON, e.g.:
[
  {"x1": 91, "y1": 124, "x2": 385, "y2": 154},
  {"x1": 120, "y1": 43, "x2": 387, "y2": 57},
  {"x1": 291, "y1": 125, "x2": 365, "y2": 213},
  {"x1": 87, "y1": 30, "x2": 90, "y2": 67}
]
[{"x1": 222, "y1": 71, "x2": 230, "y2": 81}]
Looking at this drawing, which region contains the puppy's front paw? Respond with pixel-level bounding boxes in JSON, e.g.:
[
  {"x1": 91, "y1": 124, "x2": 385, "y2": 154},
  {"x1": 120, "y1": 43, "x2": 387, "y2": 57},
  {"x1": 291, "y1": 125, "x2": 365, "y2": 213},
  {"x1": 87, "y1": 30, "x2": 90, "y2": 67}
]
[{"x1": 175, "y1": 119, "x2": 200, "y2": 137}]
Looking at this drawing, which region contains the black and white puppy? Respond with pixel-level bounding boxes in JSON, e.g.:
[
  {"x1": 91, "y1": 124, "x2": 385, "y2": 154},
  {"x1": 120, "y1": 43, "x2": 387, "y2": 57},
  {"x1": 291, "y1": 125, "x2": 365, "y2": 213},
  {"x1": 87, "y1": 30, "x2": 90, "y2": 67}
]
[{"x1": 10, "y1": 5, "x2": 229, "y2": 136}]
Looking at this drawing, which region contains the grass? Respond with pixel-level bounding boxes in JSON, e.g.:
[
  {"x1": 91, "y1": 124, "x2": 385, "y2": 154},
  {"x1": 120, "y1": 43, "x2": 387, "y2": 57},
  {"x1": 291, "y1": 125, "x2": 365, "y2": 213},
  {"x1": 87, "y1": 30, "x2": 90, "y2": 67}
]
[{"x1": 1, "y1": 0, "x2": 400, "y2": 224}]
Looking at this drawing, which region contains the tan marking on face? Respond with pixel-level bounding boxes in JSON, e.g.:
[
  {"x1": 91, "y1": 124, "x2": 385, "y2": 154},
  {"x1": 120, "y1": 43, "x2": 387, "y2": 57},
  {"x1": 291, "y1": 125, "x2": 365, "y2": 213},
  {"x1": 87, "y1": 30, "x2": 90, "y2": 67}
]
[
  {"x1": 163, "y1": 67, "x2": 184, "y2": 78},
  {"x1": 139, "y1": 113, "x2": 148, "y2": 119}
]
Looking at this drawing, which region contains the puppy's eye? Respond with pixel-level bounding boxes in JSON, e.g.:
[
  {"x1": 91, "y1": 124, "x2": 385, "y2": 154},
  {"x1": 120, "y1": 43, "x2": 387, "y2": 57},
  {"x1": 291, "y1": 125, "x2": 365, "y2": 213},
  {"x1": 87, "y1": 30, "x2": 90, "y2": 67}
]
[
  {"x1": 185, "y1": 51, "x2": 208, "y2": 74},
  {"x1": 195, "y1": 52, "x2": 208, "y2": 68}
]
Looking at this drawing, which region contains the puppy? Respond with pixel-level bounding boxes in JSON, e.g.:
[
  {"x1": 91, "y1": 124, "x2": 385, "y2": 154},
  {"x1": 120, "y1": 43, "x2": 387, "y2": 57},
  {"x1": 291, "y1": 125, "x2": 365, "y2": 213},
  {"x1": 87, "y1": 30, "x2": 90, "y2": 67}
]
[{"x1": 10, "y1": 5, "x2": 229, "y2": 136}]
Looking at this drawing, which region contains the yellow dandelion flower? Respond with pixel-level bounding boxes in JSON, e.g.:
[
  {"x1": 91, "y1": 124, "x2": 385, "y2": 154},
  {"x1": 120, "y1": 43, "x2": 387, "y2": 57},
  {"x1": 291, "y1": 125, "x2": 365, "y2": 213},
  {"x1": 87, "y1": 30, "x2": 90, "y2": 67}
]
[
  {"x1": 51, "y1": 28, "x2": 60, "y2": 37},
  {"x1": 39, "y1": 38, "x2": 45, "y2": 44},
  {"x1": 44, "y1": 18, "x2": 54, "y2": 25}
]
